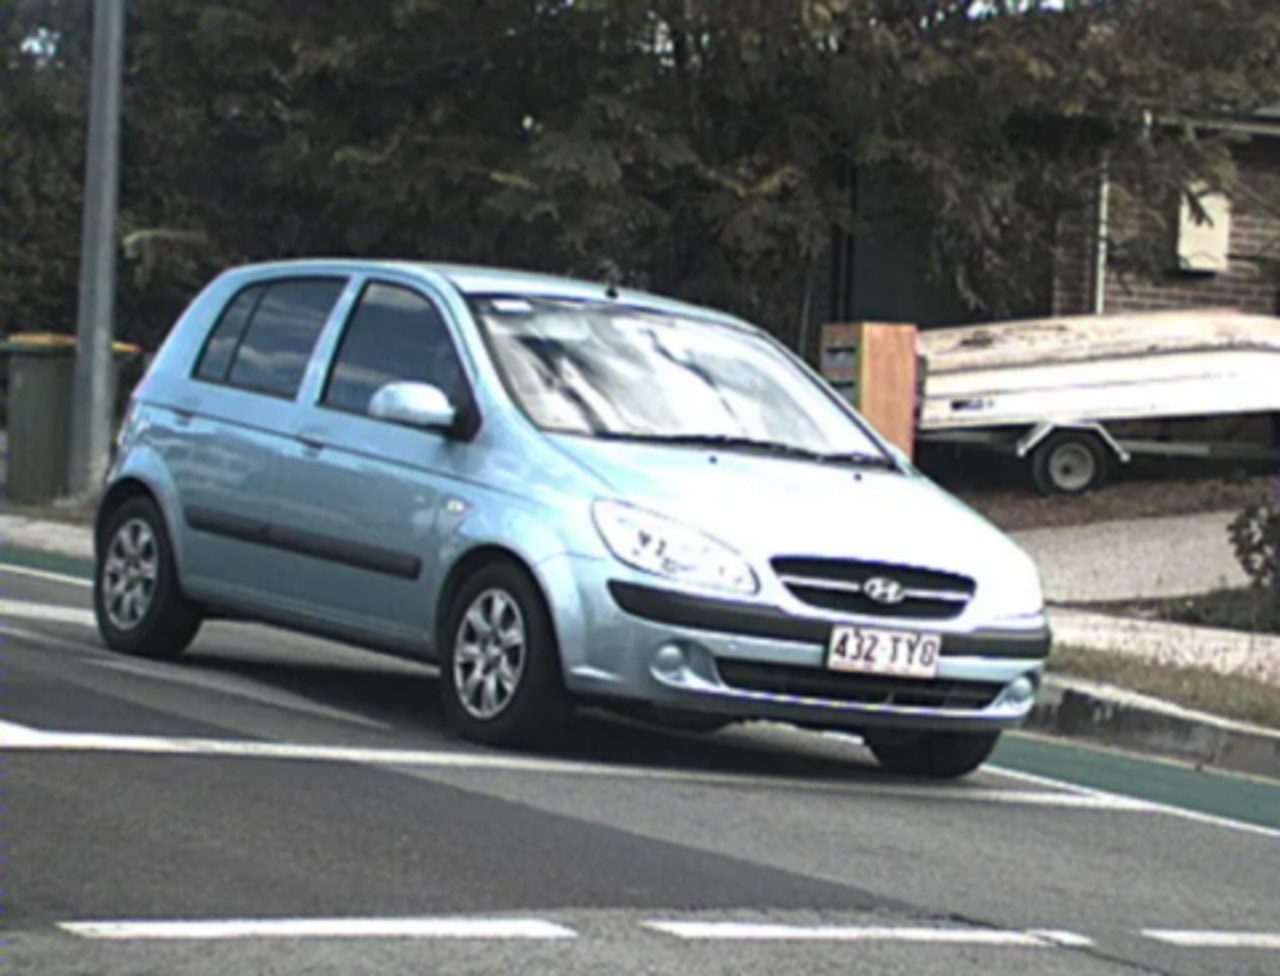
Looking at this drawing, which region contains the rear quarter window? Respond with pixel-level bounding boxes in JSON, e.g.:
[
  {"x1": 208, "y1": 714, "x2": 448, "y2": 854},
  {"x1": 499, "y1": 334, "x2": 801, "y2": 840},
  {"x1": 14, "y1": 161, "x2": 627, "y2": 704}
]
[
  {"x1": 194, "y1": 285, "x2": 266, "y2": 383},
  {"x1": 193, "y1": 277, "x2": 347, "y2": 399}
]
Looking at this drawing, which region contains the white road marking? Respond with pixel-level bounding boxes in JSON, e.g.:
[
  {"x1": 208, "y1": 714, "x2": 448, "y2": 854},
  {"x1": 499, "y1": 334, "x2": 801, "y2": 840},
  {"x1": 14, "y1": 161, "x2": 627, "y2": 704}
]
[
  {"x1": 642, "y1": 922, "x2": 1093, "y2": 946},
  {"x1": 1026, "y1": 929, "x2": 1098, "y2": 948},
  {"x1": 985, "y1": 763, "x2": 1113, "y2": 792},
  {"x1": 0, "y1": 718, "x2": 1150, "y2": 806},
  {"x1": 1142, "y1": 930, "x2": 1280, "y2": 949},
  {"x1": 53, "y1": 917, "x2": 1280, "y2": 949},
  {"x1": 0, "y1": 563, "x2": 92, "y2": 588},
  {"x1": 0, "y1": 719, "x2": 52, "y2": 747},
  {"x1": 59, "y1": 917, "x2": 577, "y2": 941},
  {"x1": 0, "y1": 598, "x2": 96, "y2": 628}
]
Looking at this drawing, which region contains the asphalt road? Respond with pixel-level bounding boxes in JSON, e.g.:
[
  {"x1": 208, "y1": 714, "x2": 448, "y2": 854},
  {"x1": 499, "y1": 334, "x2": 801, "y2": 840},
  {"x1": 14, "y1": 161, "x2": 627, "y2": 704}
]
[{"x1": 2, "y1": 559, "x2": 1278, "y2": 976}]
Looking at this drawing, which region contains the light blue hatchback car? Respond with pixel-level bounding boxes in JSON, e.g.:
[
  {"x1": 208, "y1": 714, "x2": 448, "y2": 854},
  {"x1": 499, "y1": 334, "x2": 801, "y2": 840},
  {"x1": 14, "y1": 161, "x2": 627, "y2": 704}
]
[{"x1": 95, "y1": 259, "x2": 1049, "y2": 777}]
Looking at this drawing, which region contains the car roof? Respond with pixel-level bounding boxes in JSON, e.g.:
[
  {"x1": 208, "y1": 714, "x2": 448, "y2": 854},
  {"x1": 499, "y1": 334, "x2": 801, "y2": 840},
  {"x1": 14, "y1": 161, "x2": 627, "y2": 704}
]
[{"x1": 219, "y1": 258, "x2": 757, "y2": 332}]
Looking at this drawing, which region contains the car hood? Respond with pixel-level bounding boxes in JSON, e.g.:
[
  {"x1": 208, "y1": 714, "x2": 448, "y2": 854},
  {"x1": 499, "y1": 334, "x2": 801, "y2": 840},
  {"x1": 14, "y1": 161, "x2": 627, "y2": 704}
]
[{"x1": 548, "y1": 436, "x2": 1033, "y2": 577}]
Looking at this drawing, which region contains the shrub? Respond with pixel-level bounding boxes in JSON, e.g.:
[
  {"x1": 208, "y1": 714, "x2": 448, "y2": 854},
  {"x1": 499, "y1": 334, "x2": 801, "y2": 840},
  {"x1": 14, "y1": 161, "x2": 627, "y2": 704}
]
[{"x1": 1228, "y1": 498, "x2": 1280, "y2": 589}]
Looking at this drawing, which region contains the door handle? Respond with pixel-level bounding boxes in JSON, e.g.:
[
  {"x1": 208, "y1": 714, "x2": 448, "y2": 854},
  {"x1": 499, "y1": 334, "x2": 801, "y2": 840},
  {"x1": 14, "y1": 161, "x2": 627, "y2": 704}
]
[
  {"x1": 174, "y1": 409, "x2": 194, "y2": 427},
  {"x1": 298, "y1": 437, "x2": 325, "y2": 456}
]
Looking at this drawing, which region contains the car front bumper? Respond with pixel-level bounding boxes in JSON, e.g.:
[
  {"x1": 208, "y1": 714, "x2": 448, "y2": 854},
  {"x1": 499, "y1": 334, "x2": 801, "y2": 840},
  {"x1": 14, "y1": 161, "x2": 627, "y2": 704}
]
[{"x1": 539, "y1": 555, "x2": 1050, "y2": 735}]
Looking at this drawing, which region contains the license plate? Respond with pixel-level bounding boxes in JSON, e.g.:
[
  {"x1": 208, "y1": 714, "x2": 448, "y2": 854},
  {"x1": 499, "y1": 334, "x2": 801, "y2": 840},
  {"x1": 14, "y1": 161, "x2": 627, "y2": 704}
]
[{"x1": 826, "y1": 626, "x2": 942, "y2": 679}]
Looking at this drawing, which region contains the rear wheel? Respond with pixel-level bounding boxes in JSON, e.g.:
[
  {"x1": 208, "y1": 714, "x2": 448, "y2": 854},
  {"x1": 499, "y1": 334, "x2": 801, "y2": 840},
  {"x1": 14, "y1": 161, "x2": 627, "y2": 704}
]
[
  {"x1": 439, "y1": 560, "x2": 570, "y2": 748},
  {"x1": 1029, "y1": 431, "x2": 1109, "y2": 496},
  {"x1": 94, "y1": 495, "x2": 203, "y2": 659},
  {"x1": 864, "y1": 730, "x2": 1001, "y2": 779}
]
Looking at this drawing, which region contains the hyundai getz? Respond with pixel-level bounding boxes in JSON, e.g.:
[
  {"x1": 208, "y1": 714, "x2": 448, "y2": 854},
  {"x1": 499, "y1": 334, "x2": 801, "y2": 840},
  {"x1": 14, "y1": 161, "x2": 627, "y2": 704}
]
[{"x1": 95, "y1": 260, "x2": 1049, "y2": 778}]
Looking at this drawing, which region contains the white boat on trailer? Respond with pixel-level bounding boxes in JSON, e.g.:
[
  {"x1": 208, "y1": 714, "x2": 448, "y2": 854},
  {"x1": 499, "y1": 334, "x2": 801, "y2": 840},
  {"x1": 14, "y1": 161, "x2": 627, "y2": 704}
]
[{"x1": 913, "y1": 308, "x2": 1280, "y2": 495}]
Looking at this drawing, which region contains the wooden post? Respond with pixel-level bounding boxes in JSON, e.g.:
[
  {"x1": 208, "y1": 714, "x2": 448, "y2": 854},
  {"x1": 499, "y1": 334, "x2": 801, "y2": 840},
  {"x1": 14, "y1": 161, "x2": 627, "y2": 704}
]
[{"x1": 820, "y1": 321, "x2": 920, "y2": 459}]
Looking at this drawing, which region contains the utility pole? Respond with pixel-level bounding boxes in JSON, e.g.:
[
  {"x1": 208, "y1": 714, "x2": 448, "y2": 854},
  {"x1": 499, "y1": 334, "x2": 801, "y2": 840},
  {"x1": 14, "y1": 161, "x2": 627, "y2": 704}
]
[{"x1": 68, "y1": 0, "x2": 127, "y2": 500}]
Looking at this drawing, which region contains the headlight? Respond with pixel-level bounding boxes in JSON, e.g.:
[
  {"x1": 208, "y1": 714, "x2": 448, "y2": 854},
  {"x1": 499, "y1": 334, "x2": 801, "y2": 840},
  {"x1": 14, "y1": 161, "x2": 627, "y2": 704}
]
[{"x1": 592, "y1": 500, "x2": 759, "y2": 595}]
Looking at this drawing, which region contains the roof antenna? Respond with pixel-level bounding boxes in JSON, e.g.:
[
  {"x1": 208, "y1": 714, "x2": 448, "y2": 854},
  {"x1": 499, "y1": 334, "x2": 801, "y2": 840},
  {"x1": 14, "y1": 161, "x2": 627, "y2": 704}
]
[{"x1": 602, "y1": 261, "x2": 622, "y2": 300}]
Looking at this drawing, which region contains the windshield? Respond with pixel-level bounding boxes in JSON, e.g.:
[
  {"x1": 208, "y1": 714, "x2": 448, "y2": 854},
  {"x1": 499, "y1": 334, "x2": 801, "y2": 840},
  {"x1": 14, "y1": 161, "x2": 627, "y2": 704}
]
[{"x1": 469, "y1": 295, "x2": 888, "y2": 460}]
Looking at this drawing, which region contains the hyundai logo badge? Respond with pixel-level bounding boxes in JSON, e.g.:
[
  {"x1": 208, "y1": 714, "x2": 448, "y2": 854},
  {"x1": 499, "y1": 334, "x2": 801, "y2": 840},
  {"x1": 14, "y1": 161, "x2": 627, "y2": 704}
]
[{"x1": 864, "y1": 577, "x2": 906, "y2": 605}]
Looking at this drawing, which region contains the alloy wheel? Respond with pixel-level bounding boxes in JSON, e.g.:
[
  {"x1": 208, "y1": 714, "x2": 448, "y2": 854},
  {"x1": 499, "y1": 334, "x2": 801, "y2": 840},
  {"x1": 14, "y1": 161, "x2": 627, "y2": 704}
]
[
  {"x1": 103, "y1": 517, "x2": 160, "y2": 632},
  {"x1": 452, "y1": 588, "x2": 528, "y2": 721}
]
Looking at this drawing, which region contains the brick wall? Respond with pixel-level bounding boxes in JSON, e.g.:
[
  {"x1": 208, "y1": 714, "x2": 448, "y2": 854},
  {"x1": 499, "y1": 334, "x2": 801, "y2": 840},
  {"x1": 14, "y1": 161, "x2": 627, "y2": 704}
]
[
  {"x1": 1054, "y1": 141, "x2": 1280, "y2": 316},
  {"x1": 1050, "y1": 198, "x2": 1100, "y2": 316}
]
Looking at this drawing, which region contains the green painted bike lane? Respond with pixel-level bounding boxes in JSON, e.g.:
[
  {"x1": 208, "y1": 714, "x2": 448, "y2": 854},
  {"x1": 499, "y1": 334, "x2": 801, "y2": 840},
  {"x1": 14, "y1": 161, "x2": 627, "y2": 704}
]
[
  {"x1": 1, "y1": 543, "x2": 1277, "y2": 834},
  {"x1": 0, "y1": 544, "x2": 93, "y2": 580},
  {"x1": 995, "y1": 733, "x2": 1280, "y2": 833}
]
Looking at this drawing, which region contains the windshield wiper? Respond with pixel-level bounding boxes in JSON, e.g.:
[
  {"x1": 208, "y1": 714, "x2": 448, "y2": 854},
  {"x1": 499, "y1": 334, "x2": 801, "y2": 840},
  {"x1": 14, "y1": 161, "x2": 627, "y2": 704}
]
[
  {"x1": 594, "y1": 432, "x2": 815, "y2": 457},
  {"x1": 592, "y1": 432, "x2": 900, "y2": 469},
  {"x1": 811, "y1": 450, "x2": 900, "y2": 470}
]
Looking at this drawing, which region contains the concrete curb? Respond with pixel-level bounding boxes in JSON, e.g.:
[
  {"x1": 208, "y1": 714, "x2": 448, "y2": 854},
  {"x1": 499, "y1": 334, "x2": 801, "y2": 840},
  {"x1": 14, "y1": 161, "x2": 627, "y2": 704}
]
[{"x1": 1028, "y1": 676, "x2": 1280, "y2": 782}]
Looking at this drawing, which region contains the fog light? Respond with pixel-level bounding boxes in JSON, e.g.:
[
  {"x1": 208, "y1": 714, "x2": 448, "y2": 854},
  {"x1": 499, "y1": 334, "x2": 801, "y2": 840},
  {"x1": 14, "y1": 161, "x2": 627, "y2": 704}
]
[
  {"x1": 652, "y1": 643, "x2": 688, "y2": 679},
  {"x1": 1006, "y1": 676, "x2": 1036, "y2": 704}
]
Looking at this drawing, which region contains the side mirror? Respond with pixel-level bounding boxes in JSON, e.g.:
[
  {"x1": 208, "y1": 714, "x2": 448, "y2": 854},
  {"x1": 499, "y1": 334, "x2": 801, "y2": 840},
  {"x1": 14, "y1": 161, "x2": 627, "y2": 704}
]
[{"x1": 368, "y1": 381, "x2": 457, "y2": 433}]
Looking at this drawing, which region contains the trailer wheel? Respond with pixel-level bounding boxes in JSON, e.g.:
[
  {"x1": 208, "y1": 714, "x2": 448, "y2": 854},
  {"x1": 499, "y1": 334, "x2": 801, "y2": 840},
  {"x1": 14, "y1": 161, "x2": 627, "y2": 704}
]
[{"x1": 1030, "y1": 432, "x2": 1109, "y2": 496}]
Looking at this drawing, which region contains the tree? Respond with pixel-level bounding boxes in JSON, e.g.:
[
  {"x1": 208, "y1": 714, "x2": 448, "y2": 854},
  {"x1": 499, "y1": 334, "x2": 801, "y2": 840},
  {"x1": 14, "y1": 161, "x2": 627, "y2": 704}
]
[
  {"x1": 814, "y1": 0, "x2": 1280, "y2": 317},
  {"x1": 0, "y1": 0, "x2": 92, "y2": 337}
]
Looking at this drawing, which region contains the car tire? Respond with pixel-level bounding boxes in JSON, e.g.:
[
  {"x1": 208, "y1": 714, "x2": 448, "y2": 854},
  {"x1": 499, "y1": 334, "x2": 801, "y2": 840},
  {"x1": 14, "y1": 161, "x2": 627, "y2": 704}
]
[
  {"x1": 864, "y1": 730, "x2": 1001, "y2": 779},
  {"x1": 1029, "y1": 431, "x2": 1109, "y2": 496},
  {"x1": 439, "y1": 560, "x2": 570, "y2": 748},
  {"x1": 94, "y1": 495, "x2": 203, "y2": 660}
]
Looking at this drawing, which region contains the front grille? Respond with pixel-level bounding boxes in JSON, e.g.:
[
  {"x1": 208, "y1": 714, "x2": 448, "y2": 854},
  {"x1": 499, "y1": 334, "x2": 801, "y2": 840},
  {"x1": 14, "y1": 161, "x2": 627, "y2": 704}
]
[
  {"x1": 716, "y1": 659, "x2": 1003, "y2": 711},
  {"x1": 772, "y1": 557, "x2": 975, "y2": 620}
]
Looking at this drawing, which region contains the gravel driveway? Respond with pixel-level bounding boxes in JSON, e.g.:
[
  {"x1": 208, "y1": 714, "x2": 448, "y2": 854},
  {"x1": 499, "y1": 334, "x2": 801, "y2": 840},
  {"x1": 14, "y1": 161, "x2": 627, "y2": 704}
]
[{"x1": 1011, "y1": 511, "x2": 1249, "y2": 603}]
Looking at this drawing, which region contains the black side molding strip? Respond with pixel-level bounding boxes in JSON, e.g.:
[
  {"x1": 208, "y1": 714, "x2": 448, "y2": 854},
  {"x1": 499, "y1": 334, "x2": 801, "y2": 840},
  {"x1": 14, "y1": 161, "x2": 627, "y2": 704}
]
[
  {"x1": 607, "y1": 581, "x2": 1050, "y2": 660},
  {"x1": 186, "y1": 506, "x2": 269, "y2": 544},
  {"x1": 185, "y1": 506, "x2": 422, "y2": 581}
]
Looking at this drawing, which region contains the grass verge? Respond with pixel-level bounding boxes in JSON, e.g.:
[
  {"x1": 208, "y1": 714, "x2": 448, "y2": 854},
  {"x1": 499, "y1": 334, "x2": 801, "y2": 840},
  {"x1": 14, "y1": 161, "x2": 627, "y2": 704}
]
[
  {"x1": 1158, "y1": 587, "x2": 1280, "y2": 634},
  {"x1": 1074, "y1": 587, "x2": 1280, "y2": 636},
  {"x1": 1049, "y1": 645, "x2": 1280, "y2": 731}
]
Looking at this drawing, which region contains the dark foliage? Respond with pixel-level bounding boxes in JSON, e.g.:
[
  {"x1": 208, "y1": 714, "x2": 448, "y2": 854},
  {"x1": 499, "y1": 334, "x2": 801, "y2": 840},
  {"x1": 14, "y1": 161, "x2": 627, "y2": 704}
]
[{"x1": 3, "y1": 0, "x2": 1279, "y2": 353}]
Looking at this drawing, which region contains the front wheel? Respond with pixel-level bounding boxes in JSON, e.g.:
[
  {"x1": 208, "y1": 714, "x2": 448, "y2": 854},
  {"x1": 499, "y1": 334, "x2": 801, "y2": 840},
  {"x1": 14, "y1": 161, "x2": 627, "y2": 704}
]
[
  {"x1": 94, "y1": 495, "x2": 203, "y2": 659},
  {"x1": 439, "y1": 561, "x2": 570, "y2": 748},
  {"x1": 864, "y1": 730, "x2": 1001, "y2": 779}
]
